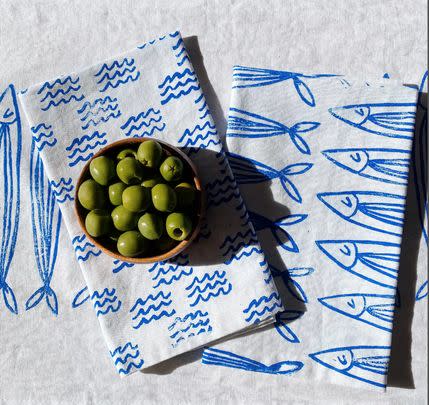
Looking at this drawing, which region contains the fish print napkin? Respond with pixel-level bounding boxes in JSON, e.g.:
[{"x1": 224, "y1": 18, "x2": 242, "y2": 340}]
[
  {"x1": 202, "y1": 67, "x2": 419, "y2": 389},
  {"x1": 17, "y1": 33, "x2": 283, "y2": 376}
]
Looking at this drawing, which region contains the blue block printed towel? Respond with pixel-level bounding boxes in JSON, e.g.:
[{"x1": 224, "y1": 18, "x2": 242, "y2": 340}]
[
  {"x1": 201, "y1": 67, "x2": 422, "y2": 389},
  {"x1": 18, "y1": 33, "x2": 283, "y2": 376}
]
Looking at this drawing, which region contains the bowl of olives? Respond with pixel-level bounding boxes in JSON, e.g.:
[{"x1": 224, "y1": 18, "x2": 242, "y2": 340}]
[{"x1": 74, "y1": 138, "x2": 204, "y2": 263}]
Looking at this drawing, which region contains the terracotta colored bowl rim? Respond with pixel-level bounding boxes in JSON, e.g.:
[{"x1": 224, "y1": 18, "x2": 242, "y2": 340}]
[{"x1": 74, "y1": 138, "x2": 205, "y2": 264}]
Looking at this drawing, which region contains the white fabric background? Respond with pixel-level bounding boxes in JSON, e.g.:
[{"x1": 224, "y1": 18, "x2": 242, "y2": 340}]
[{"x1": 0, "y1": 0, "x2": 427, "y2": 403}]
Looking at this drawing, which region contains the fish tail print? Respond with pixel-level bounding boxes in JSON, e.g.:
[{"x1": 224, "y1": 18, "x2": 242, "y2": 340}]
[
  {"x1": 278, "y1": 162, "x2": 313, "y2": 203},
  {"x1": 274, "y1": 310, "x2": 304, "y2": 343},
  {"x1": 72, "y1": 286, "x2": 90, "y2": 308},
  {"x1": 288, "y1": 121, "x2": 320, "y2": 155}
]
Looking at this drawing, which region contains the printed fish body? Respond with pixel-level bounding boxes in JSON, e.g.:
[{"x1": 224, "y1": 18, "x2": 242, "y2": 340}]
[{"x1": 317, "y1": 191, "x2": 405, "y2": 236}]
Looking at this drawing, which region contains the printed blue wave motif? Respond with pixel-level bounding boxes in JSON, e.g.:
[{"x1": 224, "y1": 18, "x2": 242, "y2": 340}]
[
  {"x1": 227, "y1": 107, "x2": 320, "y2": 155},
  {"x1": 275, "y1": 310, "x2": 304, "y2": 343},
  {"x1": 219, "y1": 229, "x2": 260, "y2": 265},
  {"x1": 112, "y1": 259, "x2": 134, "y2": 274},
  {"x1": 71, "y1": 286, "x2": 90, "y2": 308},
  {"x1": 178, "y1": 121, "x2": 220, "y2": 149},
  {"x1": 243, "y1": 292, "x2": 282, "y2": 324},
  {"x1": 130, "y1": 291, "x2": 176, "y2": 329},
  {"x1": 65, "y1": 131, "x2": 107, "y2": 167},
  {"x1": 193, "y1": 220, "x2": 211, "y2": 243},
  {"x1": 37, "y1": 75, "x2": 84, "y2": 111},
  {"x1": 49, "y1": 177, "x2": 74, "y2": 203},
  {"x1": 110, "y1": 342, "x2": 144, "y2": 375},
  {"x1": 205, "y1": 173, "x2": 242, "y2": 209},
  {"x1": 137, "y1": 31, "x2": 178, "y2": 50},
  {"x1": 185, "y1": 270, "x2": 232, "y2": 307},
  {"x1": 27, "y1": 140, "x2": 62, "y2": 315},
  {"x1": 227, "y1": 152, "x2": 313, "y2": 203},
  {"x1": 316, "y1": 240, "x2": 400, "y2": 289},
  {"x1": 416, "y1": 281, "x2": 428, "y2": 301},
  {"x1": 168, "y1": 310, "x2": 212, "y2": 348},
  {"x1": 0, "y1": 85, "x2": 22, "y2": 314},
  {"x1": 31, "y1": 122, "x2": 57, "y2": 151},
  {"x1": 318, "y1": 293, "x2": 396, "y2": 332},
  {"x1": 120, "y1": 108, "x2": 166, "y2": 138},
  {"x1": 94, "y1": 58, "x2": 140, "y2": 93},
  {"x1": 203, "y1": 347, "x2": 303, "y2": 376},
  {"x1": 194, "y1": 93, "x2": 211, "y2": 120},
  {"x1": 318, "y1": 191, "x2": 405, "y2": 236},
  {"x1": 148, "y1": 262, "x2": 193, "y2": 288},
  {"x1": 329, "y1": 102, "x2": 416, "y2": 139},
  {"x1": 309, "y1": 345, "x2": 390, "y2": 388},
  {"x1": 168, "y1": 252, "x2": 190, "y2": 266},
  {"x1": 77, "y1": 96, "x2": 121, "y2": 130},
  {"x1": 158, "y1": 68, "x2": 200, "y2": 105},
  {"x1": 91, "y1": 288, "x2": 122, "y2": 317},
  {"x1": 72, "y1": 234, "x2": 101, "y2": 261},
  {"x1": 172, "y1": 35, "x2": 190, "y2": 67},
  {"x1": 322, "y1": 148, "x2": 411, "y2": 185},
  {"x1": 232, "y1": 66, "x2": 338, "y2": 107}
]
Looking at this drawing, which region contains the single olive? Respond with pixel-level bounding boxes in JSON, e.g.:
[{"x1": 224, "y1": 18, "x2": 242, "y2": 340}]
[
  {"x1": 157, "y1": 234, "x2": 177, "y2": 252},
  {"x1": 138, "y1": 212, "x2": 163, "y2": 240},
  {"x1": 117, "y1": 230, "x2": 147, "y2": 257},
  {"x1": 89, "y1": 156, "x2": 116, "y2": 186},
  {"x1": 108, "y1": 182, "x2": 127, "y2": 206},
  {"x1": 166, "y1": 212, "x2": 192, "y2": 241},
  {"x1": 117, "y1": 148, "x2": 137, "y2": 160},
  {"x1": 141, "y1": 175, "x2": 163, "y2": 189},
  {"x1": 111, "y1": 205, "x2": 138, "y2": 231},
  {"x1": 116, "y1": 157, "x2": 144, "y2": 185},
  {"x1": 78, "y1": 179, "x2": 106, "y2": 210},
  {"x1": 159, "y1": 156, "x2": 183, "y2": 182},
  {"x1": 137, "y1": 140, "x2": 163, "y2": 169},
  {"x1": 85, "y1": 209, "x2": 111, "y2": 237},
  {"x1": 175, "y1": 182, "x2": 196, "y2": 209},
  {"x1": 151, "y1": 183, "x2": 177, "y2": 212},
  {"x1": 122, "y1": 185, "x2": 150, "y2": 213}
]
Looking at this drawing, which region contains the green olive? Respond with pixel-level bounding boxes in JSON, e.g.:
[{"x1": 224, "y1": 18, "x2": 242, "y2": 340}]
[
  {"x1": 159, "y1": 156, "x2": 183, "y2": 182},
  {"x1": 175, "y1": 182, "x2": 196, "y2": 209},
  {"x1": 117, "y1": 148, "x2": 137, "y2": 160},
  {"x1": 157, "y1": 234, "x2": 177, "y2": 252},
  {"x1": 141, "y1": 175, "x2": 163, "y2": 189},
  {"x1": 111, "y1": 205, "x2": 138, "y2": 231},
  {"x1": 138, "y1": 212, "x2": 163, "y2": 240},
  {"x1": 122, "y1": 185, "x2": 150, "y2": 213},
  {"x1": 108, "y1": 229, "x2": 122, "y2": 242},
  {"x1": 108, "y1": 182, "x2": 127, "y2": 206},
  {"x1": 117, "y1": 230, "x2": 148, "y2": 257},
  {"x1": 85, "y1": 209, "x2": 111, "y2": 237},
  {"x1": 116, "y1": 157, "x2": 144, "y2": 185},
  {"x1": 78, "y1": 179, "x2": 106, "y2": 210},
  {"x1": 137, "y1": 140, "x2": 163, "y2": 169},
  {"x1": 89, "y1": 156, "x2": 116, "y2": 186},
  {"x1": 166, "y1": 212, "x2": 192, "y2": 241},
  {"x1": 151, "y1": 183, "x2": 177, "y2": 212}
]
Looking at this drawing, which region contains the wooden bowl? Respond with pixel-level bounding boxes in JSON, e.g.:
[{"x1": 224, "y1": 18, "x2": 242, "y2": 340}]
[{"x1": 74, "y1": 138, "x2": 204, "y2": 264}]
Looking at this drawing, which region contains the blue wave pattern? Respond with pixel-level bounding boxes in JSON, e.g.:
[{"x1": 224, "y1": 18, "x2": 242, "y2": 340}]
[
  {"x1": 112, "y1": 259, "x2": 134, "y2": 274},
  {"x1": 219, "y1": 229, "x2": 259, "y2": 265},
  {"x1": 94, "y1": 58, "x2": 140, "y2": 93},
  {"x1": 137, "y1": 31, "x2": 177, "y2": 50},
  {"x1": 37, "y1": 75, "x2": 84, "y2": 111},
  {"x1": 178, "y1": 120, "x2": 220, "y2": 149},
  {"x1": 91, "y1": 288, "x2": 122, "y2": 317},
  {"x1": 31, "y1": 122, "x2": 57, "y2": 151},
  {"x1": 168, "y1": 310, "x2": 212, "y2": 348},
  {"x1": 172, "y1": 35, "x2": 190, "y2": 67},
  {"x1": 65, "y1": 131, "x2": 107, "y2": 167},
  {"x1": 242, "y1": 292, "x2": 282, "y2": 324},
  {"x1": 158, "y1": 68, "x2": 200, "y2": 105},
  {"x1": 194, "y1": 93, "x2": 211, "y2": 120},
  {"x1": 71, "y1": 286, "x2": 90, "y2": 308},
  {"x1": 49, "y1": 177, "x2": 74, "y2": 203},
  {"x1": 109, "y1": 342, "x2": 144, "y2": 375},
  {"x1": 120, "y1": 108, "x2": 166, "y2": 138},
  {"x1": 71, "y1": 234, "x2": 101, "y2": 262},
  {"x1": 205, "y1": 171, "x2": 242, "y2": 209},
  {"x1": 77, "y1": 96, "x2": 121, "y2": 130},
  {"x1": 274, "y1": 310, "x2": 304, "y2": 343},
  {"x1": 168, "y1": 252, "x2": 190, "y2": 266},
  {"x1": 148, "y1": 262, "x2": 194, "y2": 288}
]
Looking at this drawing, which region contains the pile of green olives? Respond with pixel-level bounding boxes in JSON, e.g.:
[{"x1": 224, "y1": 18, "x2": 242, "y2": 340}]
[{"x1": 77, "y1": 140, "x2": 198, "y2": 258}]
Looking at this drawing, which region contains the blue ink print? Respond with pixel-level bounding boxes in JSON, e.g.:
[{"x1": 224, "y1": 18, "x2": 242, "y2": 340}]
[
  {"x1": 94, "y1": 58, "x2": 140, "y2": 93},
  {"x1": 37, "y1": 75, "x2": 84, "y2": 111},
  {"x1": 185, "y1": 270, "x2": 232, "y2": 307},
  {"x1": 329, "y1": 103, "x2": 416, "y2": 139},
  {"x1": 227, "y1": 152, "x2": 312, "y2": 203},
  {"x1": 0, "y1": 85, "x2": 22, "y2": 314},
  {"x1": 219, "y1": 229, "x2": 261, "y2": 265},
  {"x1": 71, "y1": 286, "x2": 90, "y2": 308},
  {"x1": 168, "y1": 310, "x2": 212, "y2": 348},
  {"x1": 66, "y1": 131, "x2": 107, "y2": 167},
  {"x1": 275, "y1": 310, "x2": 304, "y2": 343},
  {"x1": 193, "y1": 220, "x2": 211, "y2": 243},
  {"x1": 178, "y1": 121, "x2": 220, "y2": 150},
  {"x1": 112, "y1": 259, "x2": 134, "y2": 274},
  {"x1": 309, "y1": 345, "x2": 390, "y2": 388},
  {"x1": 110, "y1": 342, "x2": 144, "y2": 375},
  {"x1": 205, "y1": 174, "x2": 241, "y2": 208},
  {"x1": 158, "y1": 68, "x2": 200, "y2": 105},
  {"x1": 203, "y1": 347, "x2": 303, "y2": 376},
  {"x1": 31, "y1": 122, "x2": 57, "y2": 151},
  {"x1": 259, "y1": 257, "x2": 273, "y2": 284},
  {"x1": 172, "y1": 35, "x2": 190, "y2": 67},
  {"x1": 137, "y1": 31, "x2": 175, "y2": 50},
  {"x1": 167, "y1": 252, "x2": 190, "y2": 266},
  {"x1": 322, "y1": 148, "x2": 411, "y2": 185},
  {"x1": 49, "y1": 177, "x2": 74, "y2": 203},
  {"x1": 318, "y1": 191, "x2": 405, "y2": 236},
  {"x1": 91, "y1": 288, "x2": 122, "y2": 317},
  {"x1": 243, "y1": 292, "x2": 283, "y2": 324},
  {"x1": 121, "y1": 108, "x2": 166, "y2": 138},
  {"x1": 72, "y1": 234, "x2": 101, "y2": 261},
  {"x1": 319, "y1": 293, "x2": 396, "y2": 332},
  {"x1": 148, "y1": 262, "x2": 193, "y2": 288},
  {"x1": 27, "y1": 141, "x2": 62, "y2": 315},
  {"x1": 130, "y1": 291, "x2": 175, "y2": 329},
  {"x1": 227, "y1": 108, "x2": 320, "y2": 155},
  {"x1": 316, "y1": 240, "x2": 400, "y2": 289},
  {"x1": 416, "y1": 280, "x2": 428, "y2": 301},
  {"x1": 194, "y1": 93, "x2": 211, "y2": 120},
  {"x1": 77, "y1": 96, "x2": 121, "y2": 130}
]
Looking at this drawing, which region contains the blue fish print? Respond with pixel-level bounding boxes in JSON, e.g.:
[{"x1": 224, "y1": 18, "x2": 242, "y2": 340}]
[
  {"x1": 71, "y1": 286, "x2": 90, "y2": 308},
  {"x1": 318, "y1": 293, "x2": 396, "y2": 332},
  {"x1": 158, "y1": 68, "x2": 200, "y2": 105},
  {"x1": 110, "y1": 342, "x2": 144, "y2": 375},
  {"x1": 322, "y1": 148, "x2": 411, "y2": 185},
  {"x1": 31, "y1": 122, "x2": 57, "y2": 151},
  {"x1": 27, "y1": 140, "x2": 62, "y2": 315},
  {"x1": 94, "y1": 58, "x2": 140, "y2": 93},
  {"x1": 232, "y1": 66, "x2": 338, "y2": 107},
  {"x1": 205, "y1": 174, "x2": 242, "y2": 209},
  {"x1": 120, "y1": 108, "x2": 166, "y2": 138},
  {"x1": 65, "y1": 131, "x2": 107, "y2": 167},
  {"x1": 112, "y1": 259, "x2": 134, "y2": 274},
  {"x1": 178, "y1": 121, "x2": 220, "y2": 149},
  {"x1": 77, "y1": 96, "x2": 121, "y2": 130},
  {"x1": 37, "y1": 75, "x2": 84, "y2": 111},
  {"x1": 416, "y1": 280, "x2": 428, "y2": 301},
  {"x1": 91, "y1": 288, "x2": 122, "y2": 317},
  {"x1": 242, "y1": 292, "x2": 283, "y2": 324},
  {"x1": 0, "y1": 85, "x2": 22, "y2": 314},
  {"x1": 318, "y1": 191, "x2": 405, "y2": 236},
  {"x1": 194, "y1": 93, "x2": 211, "y2": 120},
  {"x1": 329, "y1": 102, "x2": 416, "y2": 139},
  {"x1": 185, "y1": 270, "x2": 232, "y2": 307},
  {"x1": 172, "y1": 35, "x2": 190, "y2": 67},
  {"x1": 72, "y1": 234, "x2": 101, "y2": 262},
  {"x1": 49, "y1": 177, "x2": 74, "y2": 203},
  {"x1": 275, "y1": 310, "x2": 304, "y2": 343},
  {"x1": 227, "y1": 107, "x2": 320, "y2": 155},
  {"x1": 227, "y1": 152, "x2": 313, "y2": 203},
  {"x1": 316, "y1": 240, "x2": 400, "y2": 289},
  {"x1": 148, "y1": 262, "x2": 193, "y2": 288},
  {"x1": 168, "y1": 310, "x2": 212, "y2": 348},
  {"x1": 203, "y1": 347, "x2": 303, "y2": 376},
  {"x1": 309, "y1": 345, "x2": 390, "y2": 388},
  {"x1": 130, "y1": 291, "x2": 175, "y2": 329}
]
